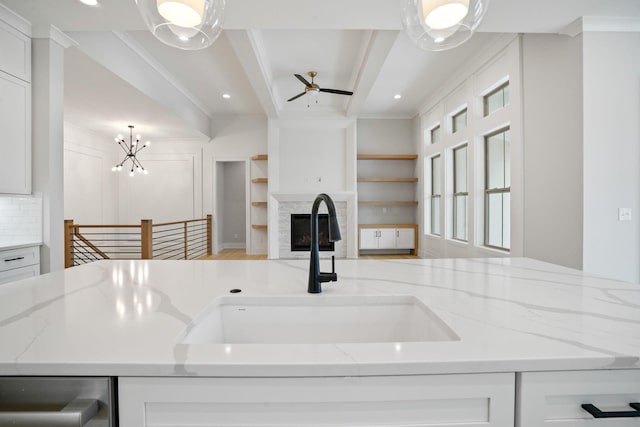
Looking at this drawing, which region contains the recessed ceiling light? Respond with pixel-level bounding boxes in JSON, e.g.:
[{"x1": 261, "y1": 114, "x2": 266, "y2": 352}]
[
  {"x1": 222, "y1": 93, "x2": 231, "y2": 99},
  {"x1": 79, "y1": 0, "x2": 99, "y2": 6},
  {"x1": 394, "y1": 94, "x2": 402, "y2": 100}
]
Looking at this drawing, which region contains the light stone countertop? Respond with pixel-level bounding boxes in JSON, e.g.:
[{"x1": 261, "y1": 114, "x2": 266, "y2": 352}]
[{"x1": 0, "y1": 257, "x2": 638, "y2": 377}]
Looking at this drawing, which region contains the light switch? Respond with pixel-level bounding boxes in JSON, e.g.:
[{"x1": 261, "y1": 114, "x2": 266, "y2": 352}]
[{"x1": 619, "y1": 208, "x2": 632, "y2": 221}]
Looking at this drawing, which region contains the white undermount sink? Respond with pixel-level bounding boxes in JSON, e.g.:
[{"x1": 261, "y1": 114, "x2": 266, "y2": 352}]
[{"x1": 178, "y1": 295, "x2": 459, "y2": 344}]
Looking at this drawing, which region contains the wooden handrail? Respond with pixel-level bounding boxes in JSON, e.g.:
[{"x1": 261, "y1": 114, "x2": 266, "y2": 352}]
[{"x1": 64, "y1": 215, "x2": 213, "y2": 267}]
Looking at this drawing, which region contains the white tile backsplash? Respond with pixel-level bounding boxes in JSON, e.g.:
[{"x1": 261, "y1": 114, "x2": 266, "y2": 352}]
[{"x1": 0, "y1": 194, "x2": 42, "y2": 246}]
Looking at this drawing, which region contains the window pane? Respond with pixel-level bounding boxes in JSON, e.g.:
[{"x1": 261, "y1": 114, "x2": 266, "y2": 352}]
[
  {"x1": 453, "y1": 194, "x2": 468, "y2": 241},
  {"x1": 503, "y1": 192, "x2": 511, "y2": 250},
  {"x1": 430, "y1": 125, "x2": 441, "y2": 144},
  {"x1": 431, "y1": 197, "x2": 440, "y2": 236},
  {"x1": 504, "y1": 129, "x2": 511, "y2": 187},
  {"x1": 431, "y1": 155, "x2": 441, "y2": 195},
  {"x1": 486, "y1": 192, "x2": 504, "y2": 248},
  {"x1": 452, "y1": 109, "x2": 467, "y2": 133},
  {"x1": 454, "y1": 146, "x2": 467, "y2": 193},
  {"x1": 484, "y1": 83, "x2": 510, "y2": 116},
  {"x1": 486, "y1": 132, "x2": 505, "y2": 189}
]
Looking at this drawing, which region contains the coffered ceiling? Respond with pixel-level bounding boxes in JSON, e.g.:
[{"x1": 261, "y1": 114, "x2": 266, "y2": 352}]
[{"x1": 1, "y1": 0, "x2": 639, "y2": 140}]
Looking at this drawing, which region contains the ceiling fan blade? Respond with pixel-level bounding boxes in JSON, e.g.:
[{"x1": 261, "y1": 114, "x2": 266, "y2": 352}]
[
  {"x1": 319, "y1": 88, "x2": 354, "y2": 96},
  {"x1": 294, "y1": 74, "x2": 312, "y2": 87},
  {"x1": 287, "y1": 92, "x2": 306, "y2": 102}
]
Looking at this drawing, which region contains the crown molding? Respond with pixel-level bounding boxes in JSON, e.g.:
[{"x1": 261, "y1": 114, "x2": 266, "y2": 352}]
[{"x1": 561, "y1": 16, "x2": 640, "y2": 37}]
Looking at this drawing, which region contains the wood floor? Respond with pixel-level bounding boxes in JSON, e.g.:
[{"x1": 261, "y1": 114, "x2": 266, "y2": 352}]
[{"x1": 200, "y1": 249, "x2": 419, "y2": 260}]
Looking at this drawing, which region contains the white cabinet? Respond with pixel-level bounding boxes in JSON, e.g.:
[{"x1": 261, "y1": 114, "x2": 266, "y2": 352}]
[
  {"x1": 0, "y1": 19, "x2": 30, "y2": 82},
  {"x1": 0, "y1": 71, "x2": 31, "y2": 194},
  {"x1": 518, "y1": 370, "x2": 640, "y2": 426},
  {"x1": 0, "y1": 17, "x2": 31, "y2": 195},
  {"x1": 0, "y1": 245, "x2": 40, "y2": 285},
  {"x1": 359, "y1": 225, "x2": 416, "y2": 253},
  {"x1": 119, "y1": 373, "x2": 515, "y2": 427}
]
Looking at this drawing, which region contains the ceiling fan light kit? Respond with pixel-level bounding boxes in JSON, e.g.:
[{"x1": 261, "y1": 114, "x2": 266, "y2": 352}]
[
  {"x1": 135, "y1": 0, "x2": 226, "y2": 50},
  {"x1": 287, "y1": 71, "x2": 354, "y2": 107},
  {"x1": 401, "y1": 0, "x2": 489, "y2": 51}
]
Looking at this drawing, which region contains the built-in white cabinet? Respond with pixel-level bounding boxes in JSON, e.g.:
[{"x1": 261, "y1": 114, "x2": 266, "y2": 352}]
[
  {"x1": 517, "y1": 369, "x2": 640, "y2": 426},
  {"x1": 359, "y1": 225, "x2": 417, "y2": 254},
  {"x1": 0, "y1": 18, "x2": 31, "y2": 195},
  {"x1": 119, "y1": 373, "x2": 515, "y2": 427},
  {"x1": 0, "y1": 19, "x2": 30, "y2": 82},
  {"x1": 0, "y1": 245, "x2": 40, "y2": 285}
]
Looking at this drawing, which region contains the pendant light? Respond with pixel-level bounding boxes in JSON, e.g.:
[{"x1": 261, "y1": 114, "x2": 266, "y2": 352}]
[
  {"x1": 401, "y1": 0, "x2": 489, "y2": 51},
  {"x1": 135, "y1": 0, "x2": 226, "y2": 50}
]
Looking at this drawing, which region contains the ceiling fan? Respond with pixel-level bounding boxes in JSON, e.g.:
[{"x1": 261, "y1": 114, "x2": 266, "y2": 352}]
[{"x1": 287, "y1": 71, "x2": 354, "y2": 102}]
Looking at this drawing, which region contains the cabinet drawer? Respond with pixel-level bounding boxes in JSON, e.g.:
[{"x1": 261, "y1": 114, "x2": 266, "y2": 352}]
[
  {"x1": 120, "y1": 373, "x2": 515, "y2": 427},
  {"x1": 0, "y1": 264, "x2": 39, "y2": 285},
  {"x1": 0, "y1": 20, "x2": 30, "y2": 82},
  {"x1": 517, "y1": 370, "x2": 640, "y2": 426},
  {"x1": 0, "y1": 245, "x2": 40, "y2": 272}
]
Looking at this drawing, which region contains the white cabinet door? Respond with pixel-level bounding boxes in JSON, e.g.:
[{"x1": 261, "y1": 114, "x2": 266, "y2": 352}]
[
  {"x1": 0, "y1": 71, "x2": 30, "y2": 194},
  {"x1": 359, "y1": 228, "x2": 378, "y2": 249},
  {"x1": 377, "y1": 228, "x2": 396, "y2": 249},
  {"x1": 0, "y1": 20, "x2": 30, "y2": 82},
  {"x1": 395, "y1": 228, "x2": 415, "y2": 249},
  {"x1": 119, "y1": 373, "x2": 515, "y2": 427},
  {"x1": 518, "y1": 370, "x2": 640, "y2": 426}
]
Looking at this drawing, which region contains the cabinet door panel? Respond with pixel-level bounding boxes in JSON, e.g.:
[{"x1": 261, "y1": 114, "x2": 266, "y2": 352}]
[
  {"x1": 378, "y1": 228, "x2": 396, "y2": 249},
  {"x1": 0, "y1": 21, "x2": 30, "y2": 81},
  {"x1": 359, "y1": 229, "x2": 378, "y2": 249},
  {"x1": 119, "y1": 373, "x2": 514, "y2": 427},
  {"x1": 0, "y1": 72, "x2": 30, "y2": 194},
  {"x1": 518, "y1": 370, "x2": 640, "y2": 426},
  {"x1": 396, "y1": 228, "x2": 415, "y2": 249}
]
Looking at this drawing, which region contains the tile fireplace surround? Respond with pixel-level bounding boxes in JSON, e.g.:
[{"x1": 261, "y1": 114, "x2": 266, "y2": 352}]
[{"x1": 270, "y1": 193, "x2": 356, "y2": 259}]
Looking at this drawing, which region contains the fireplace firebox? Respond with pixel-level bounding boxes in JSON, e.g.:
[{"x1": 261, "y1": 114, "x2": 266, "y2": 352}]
[{"x1": 290, "y1": 214, "x2": 335, "y2": 252}]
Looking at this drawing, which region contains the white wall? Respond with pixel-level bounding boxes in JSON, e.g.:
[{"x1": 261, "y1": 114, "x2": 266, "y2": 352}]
[
  {"x1": 278, "y1": 128, "x2": 347, "y2": 194},
  {"x1": 117, "y1": 139, "x2": 204, "y2": 224},
  {"x1": 521, "y1": 34, "x2": 584, "y2": 270},
  {"x1": 582, "y1": 32, "x2": 640, "y2": 283},
  {"x1": 63, "y1": 122, "x2": 118, "y2": 224}
]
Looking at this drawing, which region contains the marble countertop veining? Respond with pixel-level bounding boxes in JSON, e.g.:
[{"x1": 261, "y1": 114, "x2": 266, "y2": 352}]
[{"x1": 0, "y1": 257, "x2": 639, "y2": 377}]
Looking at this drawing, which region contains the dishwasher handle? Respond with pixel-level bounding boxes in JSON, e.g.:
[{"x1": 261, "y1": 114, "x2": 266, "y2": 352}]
[{"x1": 0, "y1": 398, "x2": 99, "y2": 427}]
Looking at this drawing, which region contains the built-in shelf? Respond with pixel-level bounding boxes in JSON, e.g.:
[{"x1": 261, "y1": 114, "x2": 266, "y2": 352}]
[
  {"x1": 251, "y1": 154, "x2": 268, "y2": 161},
  {"x1": 251, "y1": 201, "x2": 267, "y2": 207},
  {"x1": 251, "y1": 178, "x2": 268, "y2": 184},
  {"x1": 358, "y1": 201, "x2": 418, "y2": 206},
  {"x1": 357, "y1": 154, "x2": 418, "y2": 160},
  {"x1": 358, "y1": 177, "x2": 418, "y2": 183},
  {"x1": 251, "y1": 224, "x2": 267, "y2": 230}
]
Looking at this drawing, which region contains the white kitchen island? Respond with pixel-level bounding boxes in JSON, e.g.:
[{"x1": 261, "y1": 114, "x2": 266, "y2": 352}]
[{"x1": 0, "y1": 258, "x2": 639, "y2": 426}]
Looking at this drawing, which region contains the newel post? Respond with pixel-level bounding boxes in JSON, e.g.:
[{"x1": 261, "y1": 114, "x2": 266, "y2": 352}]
[
  {"x1": 206, "y1": 214, "x2": 213, "y2": 256},
  {"x1": 64, "y1": 219, "x2": 74, "y2": 268},
  {"x1": 141, "y1": 219, "x2": 153, "y2": 259}
]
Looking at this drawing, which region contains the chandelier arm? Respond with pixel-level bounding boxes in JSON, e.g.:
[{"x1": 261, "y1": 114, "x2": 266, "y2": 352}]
[
  {"x1": 133, "y1": 144, "x2": 148, "y2": 156},
  {"x1": 132, "y1": 156, "x2": 145, "y2": 170},
  {"x1": 117, "y1": 142, "x2": 131, "y2": 156}
]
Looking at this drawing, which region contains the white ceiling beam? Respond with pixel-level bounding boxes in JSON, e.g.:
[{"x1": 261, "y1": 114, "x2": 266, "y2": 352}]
[
  {"x1": 346, "y1": 30, "x2": 399, "y2": 118},
  {"x1": 68, "y1": 31, "x2": 212, "y2": 138},
  {"x1": 226, "y1": 30, "x2": 280, "y2": 118}
]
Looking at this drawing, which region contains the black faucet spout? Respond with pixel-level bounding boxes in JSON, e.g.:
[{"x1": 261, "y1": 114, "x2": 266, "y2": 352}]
[{"x1": 308, "y1": 193, "x2": 341, "y2": 293}]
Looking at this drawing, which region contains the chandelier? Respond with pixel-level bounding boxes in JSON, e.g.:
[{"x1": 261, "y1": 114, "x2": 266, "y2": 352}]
[
  {"x1": 401, "y1": 0, "x2": 489, "y2": 51},
  {"x1": 112, "y1": 125, "x2": 150, "y2": 176},
  {"x1": 134, "y1": 0, "x2": 226, "y2": 50}
]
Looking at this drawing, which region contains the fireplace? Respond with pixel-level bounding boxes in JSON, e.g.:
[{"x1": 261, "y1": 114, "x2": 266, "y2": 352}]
[{"x1": 290, "y1": 214, "x2": 335, "y2": 252}]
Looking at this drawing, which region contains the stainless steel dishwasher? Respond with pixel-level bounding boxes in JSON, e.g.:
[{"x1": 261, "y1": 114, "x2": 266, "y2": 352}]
[{"x1": 0, "y1": 377, "x2": 116, "y2": 426}]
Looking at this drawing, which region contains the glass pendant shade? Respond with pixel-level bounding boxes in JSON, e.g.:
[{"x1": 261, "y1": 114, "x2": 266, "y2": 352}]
[
  {"x1": 401, "y1": 0, "x2": 488, "y2": 51},
  {"x1": 135, "y1": 0, "x2": 226, "y2": 50}
]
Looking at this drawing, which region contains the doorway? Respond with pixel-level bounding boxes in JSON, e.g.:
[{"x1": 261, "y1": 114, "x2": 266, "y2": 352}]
[{"x1": 214, "y1": 160, "x2": 248, "y2": 254}]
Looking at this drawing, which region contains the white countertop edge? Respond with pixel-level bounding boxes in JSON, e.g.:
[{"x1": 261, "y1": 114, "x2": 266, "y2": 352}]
[{"x1": 0, "y1": 242, "x2": 41, "y2": 251}]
